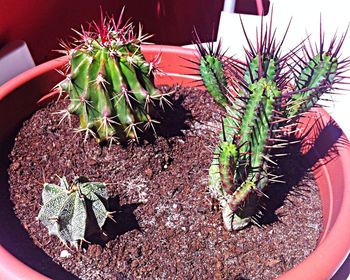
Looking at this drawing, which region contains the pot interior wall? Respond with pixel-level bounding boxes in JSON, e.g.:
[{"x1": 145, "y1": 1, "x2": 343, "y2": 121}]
[
  {"x1": 0, "y1": 68, "x2": 81, "y2": 278},
  {"x1": 296, "y1": 109, "x2": 348, "y2": 242}
]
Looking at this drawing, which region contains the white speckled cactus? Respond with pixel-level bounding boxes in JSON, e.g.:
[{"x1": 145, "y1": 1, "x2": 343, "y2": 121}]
[{"x1": 38, "y1": 176, "x2": 114, "y2": 248}]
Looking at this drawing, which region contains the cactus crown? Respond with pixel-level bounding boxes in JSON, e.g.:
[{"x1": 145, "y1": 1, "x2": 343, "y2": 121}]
[
  {"x1": 56, "y1": 9, "x2": 170, "y2": 143},
  {"x1": 38, "y1": 176, "x2": 113, "y2": 248},
  {"x1": 195, "y1": 16, "x2": 348, "y2": 231}
]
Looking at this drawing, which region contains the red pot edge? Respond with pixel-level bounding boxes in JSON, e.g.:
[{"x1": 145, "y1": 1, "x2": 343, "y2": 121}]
[
  {"x1": 0, "y1": 246, "x2": 50, "y2": 280},
  {"x1": 278, "y1": 115, "x2": 350, "y2": 279},
  {"x1": 0, "y1": 44, "x2": 349, "y2": 280}
]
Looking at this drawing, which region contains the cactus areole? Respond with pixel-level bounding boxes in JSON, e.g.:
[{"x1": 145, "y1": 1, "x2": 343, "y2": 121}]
[
  {"x1": 56, "y1": 10, "x2": 168, "y2": 143},
  {"x1": 195, "y1": 17, "x2": 348, "y2": 231}
]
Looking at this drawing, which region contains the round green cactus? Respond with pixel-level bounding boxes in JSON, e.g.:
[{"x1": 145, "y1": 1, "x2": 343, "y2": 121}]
[{"x1": 56, "y1": 10, "x2": 169, "y2": 143}]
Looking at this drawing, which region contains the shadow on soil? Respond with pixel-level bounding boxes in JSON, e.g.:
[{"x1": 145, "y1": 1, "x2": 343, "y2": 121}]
[
  {"x1": 257, "y1": 118, "x2": 349, "y2": 226},
  {"x1": 85, "y1": 195, "x2": 141, "y2": 246},
  {"x1": 111, "y1": 92, "x2": 191, "y2": 147}
]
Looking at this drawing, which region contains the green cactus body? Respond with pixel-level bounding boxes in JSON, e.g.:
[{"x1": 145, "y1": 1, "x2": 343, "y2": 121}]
[
  {"x1": 218, "y1": 142, "x2": 238, "y2": 194},
  {"x1": 288, "y1": 53, "x2": 338, "y2": 117},
  {"x1": 205, "y1": 53, "x2": 281, "y2": 228},
  {"x1": 38, "y1": 176, "x2": 111, "y2": 248},
  {"x1": 205, "y1": 53, "x2": 281, "y2": 229},
  {"x1": 58, "y1": 14, "x2": 166, "y2": 143},
  {"x1": 246, "y1": 79, "x2": 280, "y2": 169},
  {"x1": 221, "y1": 179, "x2": 256, "y2": 231},
  {"x1": 228, "y1": 180, "x2": 255, "y2": 212},
  {"x1": 220, "y1": 78, "x2": 281, "y2": 230},
  {"x1": 208, "y1": 152, "x2": 221, "y2": 192},
  {"x1": 200, "y1": 55, "x2": 229, "y2": 108},
  {"x1": 243, "y1": 56, "x2": 277, "y2": 84},
  {"x1": 196, "y1": 20, "x2": 345, "y2": 231}
]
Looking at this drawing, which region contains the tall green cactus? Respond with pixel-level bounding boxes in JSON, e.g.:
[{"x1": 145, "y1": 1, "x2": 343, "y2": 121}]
[
  {"x1": 38, "y1": 176, "x2": 114, "y2": 248},
  {"x1": 56, "y1": 10, "x2": 169, "y2": 143},
  {"x1": 195, "y1": 19, "x2": 347, "y2": 230}
]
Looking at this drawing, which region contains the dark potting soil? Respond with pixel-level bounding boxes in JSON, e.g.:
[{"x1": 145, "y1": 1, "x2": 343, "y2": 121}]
[{"x1": 8, "y1": 86, "x2": 323, "y2": 280}]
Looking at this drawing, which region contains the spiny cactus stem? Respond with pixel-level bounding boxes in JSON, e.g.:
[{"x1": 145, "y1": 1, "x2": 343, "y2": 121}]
[
  {"x1": 55, "y1": 10, "x2": 169, "y2": 143},
  {"x1": 227, "y1": 180, "x2": 255, "y2": 211},
  {"x1": 197, "y1": 16, "x2": 348, "y2": 231},
  {"x1": 218, "y1": 142, "x2": 238, "y2": 194}
]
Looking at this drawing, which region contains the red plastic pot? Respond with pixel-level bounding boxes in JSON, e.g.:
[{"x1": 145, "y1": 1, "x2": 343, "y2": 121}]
[{"x1": 0, "y1": 45, "x2": 349, "y2": 279}]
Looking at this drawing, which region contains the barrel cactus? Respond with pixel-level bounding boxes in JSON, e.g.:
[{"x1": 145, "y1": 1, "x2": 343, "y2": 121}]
[
  {"x1": 195, "y1": 18, "x2": 348, "y2": 231},
  {"x1": 38, "y1": 176, "x2": 114, "y2": 248},
  {"x1": 55, "y1": 10, "x2": 169, "y2": 143}
]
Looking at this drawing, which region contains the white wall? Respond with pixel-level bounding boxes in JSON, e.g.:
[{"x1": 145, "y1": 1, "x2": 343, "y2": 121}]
[{"x1": 217, "y1": 0, "x2": 350, "y2": 138}]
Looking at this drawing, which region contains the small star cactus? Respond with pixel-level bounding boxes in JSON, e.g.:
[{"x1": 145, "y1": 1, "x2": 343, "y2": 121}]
[
  {"x1": 195, "y1": 16, "x2": 348, "y2": 231},
  {"x1": 55, "y1": 9, "x2": 170, "y2": 143},
  {"x1": 37, "y1": 176, "x2": 114, "y2": 248}
]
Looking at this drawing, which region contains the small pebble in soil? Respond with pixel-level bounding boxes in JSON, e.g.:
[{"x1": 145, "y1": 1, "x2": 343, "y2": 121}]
[{"x1": 60, "y1": 250, "x2": 71, "y2": 258}]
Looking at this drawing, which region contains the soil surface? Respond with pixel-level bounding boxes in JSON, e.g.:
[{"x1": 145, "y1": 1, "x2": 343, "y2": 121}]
[{"x1": 8, "y1": 86, "x2": 323, "y2": 280}]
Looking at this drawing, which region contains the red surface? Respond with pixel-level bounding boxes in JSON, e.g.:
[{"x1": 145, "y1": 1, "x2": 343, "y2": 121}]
[
  {"x1": 1, "y1": 45, "x2": 347, "y2": 280},
  {"x1": 0, "y1": 0, "x2": 269, "y2": 65}
]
